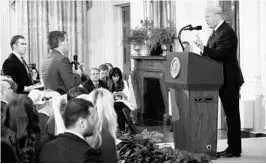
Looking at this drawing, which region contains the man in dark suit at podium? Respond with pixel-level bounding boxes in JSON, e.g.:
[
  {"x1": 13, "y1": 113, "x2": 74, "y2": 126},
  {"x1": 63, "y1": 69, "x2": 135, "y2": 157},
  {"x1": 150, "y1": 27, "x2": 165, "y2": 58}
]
[{"x1": 195, "y1": 6, "x2": 244, "y2": 158}]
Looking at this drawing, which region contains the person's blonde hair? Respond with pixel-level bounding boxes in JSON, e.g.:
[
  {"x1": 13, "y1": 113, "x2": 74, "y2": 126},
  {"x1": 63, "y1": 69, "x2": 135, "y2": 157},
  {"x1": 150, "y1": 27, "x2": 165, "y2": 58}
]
[
  {"x1": 204, "y1": 6, "x2": 224, "y2": 19},
  {"x1": 77, "y1": 88, "x2": 117, "y2": 148}
]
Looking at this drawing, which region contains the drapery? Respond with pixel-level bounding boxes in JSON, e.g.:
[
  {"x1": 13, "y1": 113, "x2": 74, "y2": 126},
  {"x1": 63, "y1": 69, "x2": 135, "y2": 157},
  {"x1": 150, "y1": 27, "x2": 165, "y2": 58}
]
[
  {"x1": 144, "y1": 0, "x2": 175, "y2": 28},
  {"x1": 10, "y1": 0, "x2": 89, "y2": 71}
]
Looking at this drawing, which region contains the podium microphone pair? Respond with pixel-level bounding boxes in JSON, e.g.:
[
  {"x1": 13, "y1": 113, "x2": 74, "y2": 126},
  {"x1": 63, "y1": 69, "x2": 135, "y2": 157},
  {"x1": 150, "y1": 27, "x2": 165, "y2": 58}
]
[
  {"x1": 178, "y1": 24, "x2": 202, "y2": 52},
  {"x1": 183, "y1": 25, "x2": 202, "y2": 31}
]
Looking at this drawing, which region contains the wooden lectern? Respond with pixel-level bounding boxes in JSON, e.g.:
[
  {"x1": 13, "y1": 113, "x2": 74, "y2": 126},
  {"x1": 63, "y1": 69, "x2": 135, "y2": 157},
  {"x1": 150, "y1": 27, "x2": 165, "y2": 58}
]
[{"x1": 164, "y1": 52, "x2": 223, "y2": 157}]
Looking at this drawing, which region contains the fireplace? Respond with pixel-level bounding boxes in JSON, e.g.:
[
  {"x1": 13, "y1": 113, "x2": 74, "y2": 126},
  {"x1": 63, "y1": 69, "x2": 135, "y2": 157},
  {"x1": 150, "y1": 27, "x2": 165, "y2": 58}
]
[
  {"x1": 144, "y1": 78, "x2": 165, "y2": 121},
  {"x1": 131, "y1": 56, "x2": 169, "y2": 123}
]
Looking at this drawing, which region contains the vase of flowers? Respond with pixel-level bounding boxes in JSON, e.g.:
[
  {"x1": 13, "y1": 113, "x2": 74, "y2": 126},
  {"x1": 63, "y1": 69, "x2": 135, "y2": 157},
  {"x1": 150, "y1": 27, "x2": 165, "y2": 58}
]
[
  {"x1": 149, "y1": 21, "x2": 177, "y2": 56},
  {"x1": 133, "y1": 44, "x2": 141, "y2": 55},
  {"x1": 123, "y1": 27, "x2": 148, "y2": 55}
]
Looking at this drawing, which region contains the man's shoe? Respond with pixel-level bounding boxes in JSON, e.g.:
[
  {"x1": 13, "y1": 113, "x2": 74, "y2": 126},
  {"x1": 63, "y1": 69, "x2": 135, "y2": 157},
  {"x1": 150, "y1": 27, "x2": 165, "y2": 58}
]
[
  {"x1": 217, "y1": 150, "x2": 241, "y2": 158},
  {"x1": 224, "y1": 152, "x2": 241, "y2": 158},
  {"x1": 217, "y1": 149, "x2": 227, "y2": 157}
]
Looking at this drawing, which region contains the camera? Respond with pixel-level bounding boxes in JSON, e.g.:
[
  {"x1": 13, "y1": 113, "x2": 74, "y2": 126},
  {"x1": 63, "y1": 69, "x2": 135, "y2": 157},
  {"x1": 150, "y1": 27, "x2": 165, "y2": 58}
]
[{"x1": 41, "y1": 97, "x2": 52, "y2": 102}]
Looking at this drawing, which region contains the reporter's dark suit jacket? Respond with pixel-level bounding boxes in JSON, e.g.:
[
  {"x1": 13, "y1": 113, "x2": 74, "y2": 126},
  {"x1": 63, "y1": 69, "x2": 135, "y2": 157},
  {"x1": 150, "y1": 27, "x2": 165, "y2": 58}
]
[
  {"x1": 2, "y1": 53, "x2": 33, "y2": 93},
  {"x1": 39, "y1": 132, "x2": 101, "y2": 163},
  {"x1": 41, "y1": 50, "x2": 81, "y2": 94},
  {"x1": 82, "y1": 79, "x2": 108, "y2": 94},
  {"x1": 202, "y1": 21, "x2": 244, "y2": 154}
]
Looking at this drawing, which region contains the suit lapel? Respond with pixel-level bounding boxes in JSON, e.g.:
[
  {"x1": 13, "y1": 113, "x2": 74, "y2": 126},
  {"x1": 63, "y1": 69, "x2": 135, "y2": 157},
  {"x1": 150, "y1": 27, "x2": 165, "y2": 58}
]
[
  {"x1": 10, "y1": 53, "x2": 28, "y2": 74},
  {"x1": 206, "y1": 22, "x2": 227, "y2": 48}
]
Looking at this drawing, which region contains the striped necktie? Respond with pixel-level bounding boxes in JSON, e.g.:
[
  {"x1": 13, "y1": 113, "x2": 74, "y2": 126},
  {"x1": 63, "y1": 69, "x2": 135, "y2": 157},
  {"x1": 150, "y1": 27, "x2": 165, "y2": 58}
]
[
  {"x1": 21, "y1": 56, "x2": 29, "y2": 73},
  {"x1": 20, "y1": 56, "x2": 33, "y2": 84}
]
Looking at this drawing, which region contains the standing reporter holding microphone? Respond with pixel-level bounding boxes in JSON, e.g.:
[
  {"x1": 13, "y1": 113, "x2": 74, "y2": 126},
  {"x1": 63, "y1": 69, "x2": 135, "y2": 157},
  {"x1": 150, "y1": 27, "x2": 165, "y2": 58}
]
[{"x1": 41, "y1": 31, "x2": 82, "y2": 95}]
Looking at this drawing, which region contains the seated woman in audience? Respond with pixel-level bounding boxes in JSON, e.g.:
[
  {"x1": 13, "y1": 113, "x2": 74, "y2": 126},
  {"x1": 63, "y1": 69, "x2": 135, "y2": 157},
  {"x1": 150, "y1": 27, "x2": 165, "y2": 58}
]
[
  {"x1": 28, "y1": 89, "x2": 56, "y2": 133},
  {"x1": 42, "y1": 87, "x2": 88, "y2": 135},
  {"x1": 107, "y1": 67, "x2": 137, "y2": 133},
  {"x1": 1, "y1": 94, "x2": 52, "y2": 162},
  {"x1": 78, "y1": 88, "x2": 118, "y2": 162},
  {"x1": 31, "y1": 67, "x2": 41, "y2": 84}
]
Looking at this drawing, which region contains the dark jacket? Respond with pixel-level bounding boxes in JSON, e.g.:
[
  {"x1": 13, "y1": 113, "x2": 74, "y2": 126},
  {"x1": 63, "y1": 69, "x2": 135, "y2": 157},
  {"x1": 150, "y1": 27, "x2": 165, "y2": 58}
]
[
  {"x1": 39, "y1": 132, "x2": 101, "y2": 163},
  {"x1": 203, "y1": 21, "x2": 244, "y2": 89},
  {"x1": 100, "y1": 130, "x2": 118, "y2": 163},
  {"x1": 82, "y1": 79, "x2": 108, "y2": 94},
  {"x1": 2, "y1": 53, "x2": 33, "y2": 93},
  {"x1": 41, "y1": 50, "x2": 81, "y2": 94},
  {"x1": 1, "y1": 140, "x2": 18, "y2": 163},
  {"x1": 1, "y1": 126, "x2": 53, "y2": 163}
]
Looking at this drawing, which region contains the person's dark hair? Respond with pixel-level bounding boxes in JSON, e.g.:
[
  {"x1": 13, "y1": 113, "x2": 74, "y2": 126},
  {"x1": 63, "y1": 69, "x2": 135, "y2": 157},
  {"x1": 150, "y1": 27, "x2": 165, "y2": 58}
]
[
  {"x1": 10, "y1": 35, "x2": 25, "y2": 50},
  {"x1": 99, "y1": 64, "x2": 108, "y2": 71},
  {"x1": 67, "y1": 87, "x2": 88, "y2": 101},
  {"x1": 3, "y1": 94, "x2": 40, "y2": 162},
  {"x1": 105, "y1": 63, "x2": 113, "y2": 69},
  {"x1": 73, "y1": 55, "x2": 78, "y2": 61},
  {"x1": 63, "y1": 98, "x2": 93, "y2": 128},
  {"x1": 107, "y1": 67, "x2": 124, "y2": 92},
  {"x1": 31, "y1": 67, "x2": 40, "y2": 81},
  {"x1": 47, "y1": 31, "x2": 67, "y2": 49}
]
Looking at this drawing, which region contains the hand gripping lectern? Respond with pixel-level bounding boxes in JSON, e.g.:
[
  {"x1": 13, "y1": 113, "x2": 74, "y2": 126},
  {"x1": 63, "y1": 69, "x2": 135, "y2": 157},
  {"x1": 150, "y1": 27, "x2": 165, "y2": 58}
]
[{"x1": 164, "y1": 52, "x2": 223, "y2": 157}]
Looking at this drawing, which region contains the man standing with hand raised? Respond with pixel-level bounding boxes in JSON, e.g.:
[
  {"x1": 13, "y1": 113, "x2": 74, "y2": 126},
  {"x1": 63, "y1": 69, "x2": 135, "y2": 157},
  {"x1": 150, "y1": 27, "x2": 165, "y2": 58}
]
[{"x1": 194, "y1": 6, "x2": 244, "y2": 158}]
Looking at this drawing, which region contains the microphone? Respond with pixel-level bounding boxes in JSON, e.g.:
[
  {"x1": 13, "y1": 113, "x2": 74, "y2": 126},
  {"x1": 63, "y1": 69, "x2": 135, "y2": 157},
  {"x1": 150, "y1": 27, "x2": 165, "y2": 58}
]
[{"x1": 184, "y1": 25, "x2": 202, "y2": 31}]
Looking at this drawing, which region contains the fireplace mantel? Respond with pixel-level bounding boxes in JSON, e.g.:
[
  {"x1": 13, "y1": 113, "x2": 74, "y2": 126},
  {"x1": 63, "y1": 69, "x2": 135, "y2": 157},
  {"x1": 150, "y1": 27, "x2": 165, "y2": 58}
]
[{"x1": 131, "y1": 56, "x2": 169, "y2": 121}]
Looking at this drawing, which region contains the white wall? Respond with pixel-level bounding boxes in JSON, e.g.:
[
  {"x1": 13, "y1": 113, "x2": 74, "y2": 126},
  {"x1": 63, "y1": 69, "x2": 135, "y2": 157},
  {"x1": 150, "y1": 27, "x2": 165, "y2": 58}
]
[
  {"x1": 175, "y1": 0, "x2": 216, "y2": 54},
  {"x1": 86, "y1": 0, "x2": 132, "y2": 72},
  {"x1": 239, "y1": 0, "x2": 266, "y2": 133}
]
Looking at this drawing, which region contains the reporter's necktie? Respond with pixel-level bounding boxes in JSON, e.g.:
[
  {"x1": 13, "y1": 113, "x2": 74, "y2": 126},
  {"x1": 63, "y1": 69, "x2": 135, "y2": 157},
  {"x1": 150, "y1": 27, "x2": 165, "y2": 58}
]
[
  {"x1": 21, "y1": 56, "x2": 33, "y2": 84},
  {"x1": 21, "y1": 56, "x2": 29, "y2": 73}
]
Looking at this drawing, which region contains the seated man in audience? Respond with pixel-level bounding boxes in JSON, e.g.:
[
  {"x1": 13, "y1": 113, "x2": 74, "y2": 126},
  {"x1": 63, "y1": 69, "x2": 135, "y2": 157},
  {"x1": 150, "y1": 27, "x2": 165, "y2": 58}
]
[
  {"x1": 39, "y1": 98, "x2": 102, "y2": 163},
  {"x1": 81, "y1": 67, "x2": 108, "y2": 93},
  {"x1": 99, "y1": 64, "x2": 109, "y2": 82}
]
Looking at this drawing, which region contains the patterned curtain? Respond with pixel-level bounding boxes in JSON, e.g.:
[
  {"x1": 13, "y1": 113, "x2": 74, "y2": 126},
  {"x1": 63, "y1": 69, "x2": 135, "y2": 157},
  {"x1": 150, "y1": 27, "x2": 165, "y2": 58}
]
[
  {"x1": 144, "y1": 0, "x2": 177, "y2": 51},
  {"x1": 11, "y1": 0, "x2": 90, "y2": 71},
  {"x1": 145, "y1": 0, "x2": 175, "y2": 28}
]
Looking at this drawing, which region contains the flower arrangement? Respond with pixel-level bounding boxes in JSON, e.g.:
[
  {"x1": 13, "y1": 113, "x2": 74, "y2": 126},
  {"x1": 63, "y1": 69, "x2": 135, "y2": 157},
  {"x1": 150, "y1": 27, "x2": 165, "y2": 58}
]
[
  {"x1": 149, "y1": 21, "x2": 177, "y2": 48},
  {"x1": 122, "y1": 27, "x2": 148, "y2": 46},
  {"x1": 122, "y1": 19, "x2": 177, "y2": 56}
]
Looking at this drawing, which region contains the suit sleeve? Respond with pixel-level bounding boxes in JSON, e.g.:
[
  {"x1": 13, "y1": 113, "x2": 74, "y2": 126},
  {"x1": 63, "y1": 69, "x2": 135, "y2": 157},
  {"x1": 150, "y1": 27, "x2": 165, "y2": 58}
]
[
  {"x1": 58, "y1": 57, "x2": 81, "y2": 91},
  {"x1": 203, "y1": 29, "x2": 236, "y2": 61},
  {"x1": 2, "y1": 59, "x2": 24, "y2": 93}
]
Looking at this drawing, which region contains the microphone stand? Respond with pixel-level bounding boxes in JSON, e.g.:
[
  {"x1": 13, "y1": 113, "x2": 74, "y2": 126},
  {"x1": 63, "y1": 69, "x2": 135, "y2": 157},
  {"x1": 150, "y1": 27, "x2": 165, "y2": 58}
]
[{"x1": 177, "y1": 24, "x2": 191, "y2": 52}]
